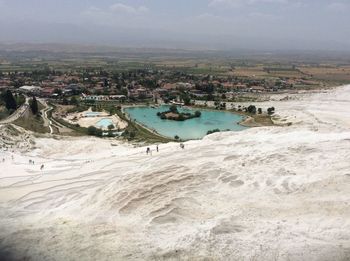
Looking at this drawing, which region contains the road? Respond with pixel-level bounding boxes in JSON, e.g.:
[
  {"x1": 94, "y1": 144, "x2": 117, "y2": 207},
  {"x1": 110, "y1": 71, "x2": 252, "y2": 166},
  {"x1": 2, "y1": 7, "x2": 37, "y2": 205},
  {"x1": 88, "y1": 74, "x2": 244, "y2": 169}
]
[{"x1": 39, "y1": 99, "x2": 54, "y2": 134}]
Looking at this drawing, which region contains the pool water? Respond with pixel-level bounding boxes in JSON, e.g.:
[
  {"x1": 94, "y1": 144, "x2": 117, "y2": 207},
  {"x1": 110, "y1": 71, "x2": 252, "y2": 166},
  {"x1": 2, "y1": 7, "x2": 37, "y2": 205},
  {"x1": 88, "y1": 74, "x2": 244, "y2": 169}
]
[
  {"x1": 125, "y1": 105, "x2": 247, "y2": 140},
  {"x1": 96, "y1": 118, "x2": 114, "y2": 128},
  {"x1": 85, "y1": 112, "x2": 103, "y2": 117}
]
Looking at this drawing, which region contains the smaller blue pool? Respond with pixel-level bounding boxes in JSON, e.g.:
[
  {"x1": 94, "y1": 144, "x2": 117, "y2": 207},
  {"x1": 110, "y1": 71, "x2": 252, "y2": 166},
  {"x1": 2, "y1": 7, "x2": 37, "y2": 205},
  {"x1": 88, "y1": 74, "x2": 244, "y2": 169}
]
[
  {"x1": 85, "y1": 112, "x2": 103, "y2": 117},
  {"x1": 96, "y1": 118, "x2": 114, "y2": 128}
]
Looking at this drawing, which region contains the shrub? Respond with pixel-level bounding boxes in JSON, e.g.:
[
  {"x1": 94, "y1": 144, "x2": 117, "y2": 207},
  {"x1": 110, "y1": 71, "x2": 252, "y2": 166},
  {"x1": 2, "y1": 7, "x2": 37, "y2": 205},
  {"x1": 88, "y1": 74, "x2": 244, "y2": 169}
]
[
  {"x1": 62, "y1": 97, "x2": 69, "y2": 105},
  {"x1": 207, "y1": 129, "x2": 220, "y2": 135},
  {"x1": 267, "y1": 107, "x2": 275, "y2": 115},
  {"x1": 108, "y1": 107, "x2": 117, "y2": 115},
  {"x1": 169, "y1": 105, "x2": 178, "y2": 113},
  {"x1": 87, "y1": 126, "x2": 102, "y2": 137},
  {"x1": 3, "y1": 90, "x2": 17, "y2": 111},
  {"x1": 15, "y1": 94, "x2": 26, "y2": 107},
  {"x1": 87, "y1": 126, "x2": 98, "y2": 136},
  {"x1": 247, "y1": 105, "x2": 257, "y2": 114},
  {"x1": 70, "y1": 96, "x2": 79, "y2": 106},
  {"x1": 129, "y1": 131, "x2": 136, "y2": 138},
  {"x1": 182, "y1": 95, "x2": 191, "y2": 106},
  {"x1": 30, "y1": 96, "x2": 39, "y2": 115},
  {"x1": 194, "y1": 111, "x2": 201, "y2": 117}
]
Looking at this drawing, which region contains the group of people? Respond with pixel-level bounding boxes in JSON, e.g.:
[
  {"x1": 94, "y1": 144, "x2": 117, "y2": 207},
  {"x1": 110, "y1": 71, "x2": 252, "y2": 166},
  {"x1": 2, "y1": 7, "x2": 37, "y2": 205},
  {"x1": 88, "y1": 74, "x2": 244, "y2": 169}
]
[
  {"x1": 146, "y1": 143, "x2": 185, "y2": 155},
  {"x1": 146, "y1": 145, "x2": 159, "y2": 155},
  {"x1": 0, "y1": 155, "x2": 44, "y2": 171},
  {"x1": 29, "y1": 159, "x2": 44, "y2": 170}
]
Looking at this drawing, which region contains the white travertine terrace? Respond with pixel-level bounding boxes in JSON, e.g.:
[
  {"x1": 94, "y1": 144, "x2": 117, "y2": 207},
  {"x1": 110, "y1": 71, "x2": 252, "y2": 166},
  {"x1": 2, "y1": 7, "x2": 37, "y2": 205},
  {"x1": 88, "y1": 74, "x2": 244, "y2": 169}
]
[{"x1": 0, "y1": 86, "x2": 349, "y2": 260}]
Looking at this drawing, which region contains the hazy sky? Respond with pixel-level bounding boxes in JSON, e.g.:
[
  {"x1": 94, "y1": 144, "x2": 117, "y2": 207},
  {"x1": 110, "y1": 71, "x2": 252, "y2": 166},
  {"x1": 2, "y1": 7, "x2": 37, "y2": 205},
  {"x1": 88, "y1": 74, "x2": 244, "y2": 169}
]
[{"x1": 0, "y1": 0, "x2": 349, "y2": 50}]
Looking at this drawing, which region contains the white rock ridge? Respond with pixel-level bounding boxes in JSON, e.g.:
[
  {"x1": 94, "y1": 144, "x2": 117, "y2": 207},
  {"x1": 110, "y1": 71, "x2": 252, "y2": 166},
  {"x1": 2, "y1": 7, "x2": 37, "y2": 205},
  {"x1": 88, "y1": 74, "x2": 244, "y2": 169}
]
[{"x1": 0, "y1": 86, "x2": 349, "y2": 260}]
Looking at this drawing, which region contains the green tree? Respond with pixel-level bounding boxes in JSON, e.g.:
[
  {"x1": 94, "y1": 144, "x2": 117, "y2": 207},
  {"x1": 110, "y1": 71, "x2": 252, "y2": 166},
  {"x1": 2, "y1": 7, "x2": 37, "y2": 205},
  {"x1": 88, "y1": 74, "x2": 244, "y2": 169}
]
[
  {"x1": 13, "y1": 79, "x2": 25, "y2": 89},
  {"x1": 4, "y1": 90, "x2": 17, "y2": 111},
  {"x1": 88, "y1": 126, "x2": 98, "y2": 136},
  {"x1": 87, "y1": 126, "x2": 102, "y2": 137},
  {"x1": 108, "y1": 106, "x2": 117, "y2": 115},
  {"x1": 62, "y1": 97, "x2": 69, "y2": 105},
  {"x1": 267, "y1": 107, "x2": 275, "y2": 115},
  {"x1": 194, "y1": 111, "x2": 201, "y2": 117},
  {"x1": 30, "y1": 96, "x2": 39, "y2": 115},
  {"x1": 54, "y1": 88, "x2": 63, "y2": 96},
  {"x1": 178, "y1": 114, "x2": 185, "y2": 121},
  {"x1": 247, "y1": 105, "x2": 257, "y2": 114},
  {"x1": 169, "y1": 105, "x2": 178, "y2": 113},
  {"x1": 15, "y1": 94, "x2": 26, "y2": 107},
  {"x1": 129, "y1": 131, "x2": 136, "y2": 139},
  {"x1": 70, "y1": 96, "x2": 79, "y2": 106},
  {"x1": 181, "y1": 93, "x2": 191, "y2": 106}
]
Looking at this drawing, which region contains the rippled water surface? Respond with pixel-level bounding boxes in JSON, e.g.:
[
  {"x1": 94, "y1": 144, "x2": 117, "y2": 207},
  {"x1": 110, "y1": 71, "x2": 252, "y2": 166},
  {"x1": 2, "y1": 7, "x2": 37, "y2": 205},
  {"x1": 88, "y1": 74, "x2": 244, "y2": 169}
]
[{"x1": 125, "y1": 105, "x2": 247, "y2": 140}]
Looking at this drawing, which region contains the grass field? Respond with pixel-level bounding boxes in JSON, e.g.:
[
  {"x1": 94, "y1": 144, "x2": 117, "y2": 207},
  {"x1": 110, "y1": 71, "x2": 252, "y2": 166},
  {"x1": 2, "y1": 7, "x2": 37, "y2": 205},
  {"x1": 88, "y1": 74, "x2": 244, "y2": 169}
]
[
  {"x1": 13, "y1": 102, "x2": 50, "y2": 133},
  {"x1": 14, "y1": 110, "x2": 49, "y2": 133},
  {"x1": 2, "y1": 52, "x2": 350, "y2": 86},
  {"x1": 299, "y1": 66, "x2": 350, "y2": 83},
  {"x1": 231, "y1": 66, "x2": 269, "y2": 77},
  {"x1": 0, "y1": 106, "x2": 10, "y2": 121}
]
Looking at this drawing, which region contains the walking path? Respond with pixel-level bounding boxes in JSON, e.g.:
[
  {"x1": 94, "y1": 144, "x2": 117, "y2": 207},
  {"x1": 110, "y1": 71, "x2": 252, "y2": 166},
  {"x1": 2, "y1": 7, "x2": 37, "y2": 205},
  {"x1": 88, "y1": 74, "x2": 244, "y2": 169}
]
[{"x1": 39, "y1": 99, "x2": 54, "y2": 134}]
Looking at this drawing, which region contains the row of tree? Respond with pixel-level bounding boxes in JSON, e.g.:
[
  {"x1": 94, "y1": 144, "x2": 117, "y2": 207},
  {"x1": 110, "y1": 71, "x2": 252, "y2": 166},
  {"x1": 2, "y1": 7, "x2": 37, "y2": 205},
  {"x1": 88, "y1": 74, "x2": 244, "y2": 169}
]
[
  {"x1": 246, "y1": 105, "x2": 275, "y2": 115},
  {"x1": 0, "y1": 90, "x2": 38, "y2": 115},
  {"x1": 30, "y1": 96, "x2": 39, "y2": 115}
]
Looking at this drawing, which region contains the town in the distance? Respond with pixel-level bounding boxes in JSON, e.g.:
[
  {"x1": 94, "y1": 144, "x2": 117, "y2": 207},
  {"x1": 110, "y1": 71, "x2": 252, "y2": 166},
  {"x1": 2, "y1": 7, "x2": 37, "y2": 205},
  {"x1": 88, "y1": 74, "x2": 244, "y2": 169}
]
[{"x1": 1, "y1": 47, "x2": 348, "y2": 142}]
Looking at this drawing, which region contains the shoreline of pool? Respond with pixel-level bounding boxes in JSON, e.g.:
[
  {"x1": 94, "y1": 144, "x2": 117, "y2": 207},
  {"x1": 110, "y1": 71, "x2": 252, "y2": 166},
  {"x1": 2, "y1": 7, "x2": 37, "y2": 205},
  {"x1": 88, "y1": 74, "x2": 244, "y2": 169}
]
[
  {"x1": 122, "y1": 104, "x2": 248, "y2": 141},
  {"x1": 121, "y1": 107, "x2": 175, "y2": 141}
]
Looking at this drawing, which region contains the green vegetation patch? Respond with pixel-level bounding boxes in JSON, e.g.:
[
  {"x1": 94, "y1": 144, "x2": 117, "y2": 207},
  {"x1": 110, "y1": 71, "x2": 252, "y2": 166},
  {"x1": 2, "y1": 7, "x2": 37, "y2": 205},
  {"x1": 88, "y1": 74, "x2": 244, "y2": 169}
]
[
  {"x1": 14, "y1": 110, "x2": 49, "y2": 133},
  {"x1": 117, "y1": 110, "x2": 173, "y2": 144},
  {"x1": 157, "y1": 105, "x2": 201, "y2": 121}
]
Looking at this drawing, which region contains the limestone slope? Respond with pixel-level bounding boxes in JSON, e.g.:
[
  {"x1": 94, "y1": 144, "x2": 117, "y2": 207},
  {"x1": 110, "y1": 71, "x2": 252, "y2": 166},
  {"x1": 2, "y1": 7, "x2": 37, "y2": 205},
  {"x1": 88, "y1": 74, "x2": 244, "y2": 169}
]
[{"x1": 0, "y1": 86, "x2": 350, "y2": 260}]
